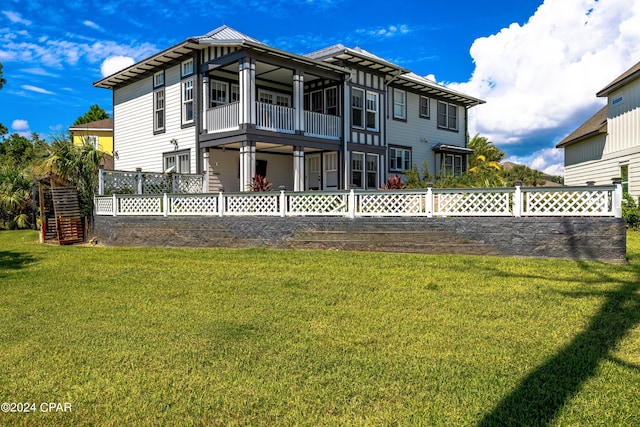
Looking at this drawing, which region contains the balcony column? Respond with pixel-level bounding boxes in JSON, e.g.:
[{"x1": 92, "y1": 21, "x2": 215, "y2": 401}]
[
  {"x1": 239, "y1": 141, "x2": 256, "y2": 191},
  {"x1": 293, "y1": 71, "x2": 304, "y2": 133},
  {"x1": 239, "y1": 58, "x2": 256, "y2": 126},
  {"x1": 293, "y1": 147, "x2": 304, "y2": 192},
  {"x1": 202, "y1": 76, "x2": 209, "y2": 132}
]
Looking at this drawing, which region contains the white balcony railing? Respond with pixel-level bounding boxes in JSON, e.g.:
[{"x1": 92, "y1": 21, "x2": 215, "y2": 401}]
[
  {"x1": 256, "y1": 102, "x2": 295, "y2": 133},
  {"x1": 96, "y1": 184, "x2": 623, "y2": 219},
  {"x1": 206, "y1": 102, "x2": 239, "y2": 133},
  {"x1": 304, "y1": 111, "x2": 341, "y2": 139}
]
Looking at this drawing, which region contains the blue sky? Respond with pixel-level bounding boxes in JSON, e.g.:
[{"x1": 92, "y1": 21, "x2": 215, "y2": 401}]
[{"x1": 1, "y1": 0, "x2": 639, "y2": 175}]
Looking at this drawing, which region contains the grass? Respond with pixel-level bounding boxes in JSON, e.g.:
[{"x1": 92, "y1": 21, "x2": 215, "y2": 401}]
[{"x1": 1, "y1": 230, "x2": 639, "y2": 426}]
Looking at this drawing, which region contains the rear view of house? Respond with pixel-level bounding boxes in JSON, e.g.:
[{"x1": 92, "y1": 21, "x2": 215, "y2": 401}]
[
  {"x1": 558, "y1": 60, "x2": 640, "y2": 198},
  {"x1": 94, "y1": 26, "x2": 484, "y2": 192}
]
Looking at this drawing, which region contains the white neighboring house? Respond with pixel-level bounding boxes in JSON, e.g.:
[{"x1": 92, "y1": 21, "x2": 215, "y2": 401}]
[
  {"x1": 94, "y1": 26, "x2": 484, "y2": 192},
  {"x1": 557, "y1": 60, "x2": 640, "y2": 198}
]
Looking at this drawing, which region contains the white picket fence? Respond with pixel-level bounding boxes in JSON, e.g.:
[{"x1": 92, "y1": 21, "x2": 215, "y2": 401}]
[{"x1": 95, "y1": 184, "x2": 623, "y2": 218}]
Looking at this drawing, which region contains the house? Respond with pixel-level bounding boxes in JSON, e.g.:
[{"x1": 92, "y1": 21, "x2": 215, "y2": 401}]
[
  {"x1": 557, "y1": 60, "x2": 640, "y2": 198},
  {"x1": 69, "y1": 118, "x2": 114, "y2": 169},
  {"x1": 94, "y1": 26, "x2": 484, "y2": 192}
]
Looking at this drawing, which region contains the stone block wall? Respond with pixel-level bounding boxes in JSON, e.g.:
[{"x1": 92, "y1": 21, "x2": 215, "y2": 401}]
[{"x1": 91, "y1": 216, "x2": 627, "y2": 262}]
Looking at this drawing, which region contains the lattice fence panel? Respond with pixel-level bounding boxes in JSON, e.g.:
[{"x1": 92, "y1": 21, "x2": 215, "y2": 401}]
[
  {"x1": 169, "y1": 195, "x2": 218, "y2": 215},
  {"x1": 288, "y1": 193, "x2": 348, "y2": 215},
  {"x1": 103, "y1": 171, "x2": 137, "y2": 194},
  {"x1": 142, "y1": 173, "x2": 170, "y2": 194},
  {"x1": 225, "y1": 194, "x2": 280, "y2": 215},
  {"x1": 173, "y1": 175, "x2": 204, "y2": 194},
  {"x1": 357, "y1": 193, "x2": 424, "y2": 216},
  {"x1": 523, "y1": 190, "x2": 610, "y2": 216},
  {"x1": 118, "y1": 196, "x2": 163, "y2": 215},
  {"x1": 95, "y1": 197, "x2": 114, "y2": 215},
  {"x1": 435, "y1": 191, "x2": 511, "y2": 216}
]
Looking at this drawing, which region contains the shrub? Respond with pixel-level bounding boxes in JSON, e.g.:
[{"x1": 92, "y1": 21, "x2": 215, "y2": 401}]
[
  {"x1": 248, "y1": 174, "x2": 272, "y2": 192},
  {"x1": 383, "y1": 175, "x2": 405, "y2": 190},
  {"x1": 622, "y1": 193, "x2": 640, "y2": 229}
]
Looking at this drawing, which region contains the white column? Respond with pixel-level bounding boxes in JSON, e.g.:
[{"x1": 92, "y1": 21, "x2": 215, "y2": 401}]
[
  {"x1": 239, "y1": 58, "x2": 256, "y2": 126},
  {"x1": 202, "y1": 76, "x2": 209, "y2": 132},
  {"x1": 202, "y1": 150, "x2": 210, "y2": 193},
  {"x1": 239, "y1": 142, "x2": 256, "y2": 191},
  {"x1": 293, "y1": 147, "x2": 305, "y2": 192},
  {"x1": 293, "y1": 72, "x2": 304, "y2": 132}
]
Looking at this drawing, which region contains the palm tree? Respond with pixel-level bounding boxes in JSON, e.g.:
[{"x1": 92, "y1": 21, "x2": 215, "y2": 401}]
[
  {"x1": 0, "y1": 165, "x2": 33, "y2": 228},
  {"x1": 469, "y1": 134, "x2": 505, "y2": 167}
]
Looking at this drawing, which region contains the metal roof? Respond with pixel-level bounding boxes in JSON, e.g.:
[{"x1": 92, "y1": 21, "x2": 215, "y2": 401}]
[
  {"x1": 306, "y1": 44, "x2": 408, "y2": 75},
  {"x1": 395, "y1": 73, "x2": 485, "y2": 107}
]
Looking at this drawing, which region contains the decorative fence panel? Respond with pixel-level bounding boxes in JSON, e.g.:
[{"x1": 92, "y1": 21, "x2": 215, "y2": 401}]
[
  {"x1": 99, "y1": 169, "x2": 204, "y2": 196},
  {"x1": 96, "y1": 183, "x2": 623, "y2": 219}
]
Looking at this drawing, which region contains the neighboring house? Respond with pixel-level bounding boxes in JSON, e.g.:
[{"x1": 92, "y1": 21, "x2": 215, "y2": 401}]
[
  {"x1": 557, "y1": 60, "x2": 640, "y2": 198},
  {"x1": 94, "y1": 26, "x2": 484, "y2": 192},
  {"x1": 69, "y1": 118, "x2": 114, "y2": 169}
]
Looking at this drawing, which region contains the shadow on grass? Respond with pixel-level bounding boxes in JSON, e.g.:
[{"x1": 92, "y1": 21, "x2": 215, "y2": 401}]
[
  {"x1": 478, "y1": 251, "x2": 640, "y2": 425},
  {"x1": 0, "y1": 251, "x2": 36, "y2": 278}
]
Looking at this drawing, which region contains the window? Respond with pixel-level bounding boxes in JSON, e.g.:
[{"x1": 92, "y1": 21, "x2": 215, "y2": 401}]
[
  {"x1": 310, "y1": 90, "x2": 323, "y2": 113},
  {"x1": 443, "y1": 154, "x2": 464, "y2": 176},
  {"x1": 367, "y1": 154, "x2": 379, "y2": 188},
  {"x1": 621, "y1": 164, "x2": 629, "y2": 194},
  {"x1": 210, "y1": 81, "x2": 228, "y2": 108},
  {"x1": 324, "y1": 152, "x2": 338, "y2": 189},
  {"x1": 181, "y1": 58, "x2": 193, "y2": 77},
  {"x1": 276, "y1": 94, "x2": 291, "y2": 107},
  {"x1": 86, "y1": 135, "x2": 98, "y2": 150},
  {"x1": 393, "y1": 89, "x2": 406, "y2": 120},
  {"x1": 164, "y1": 150, "x2": 190, "y2": 173},
  {"x1": 326, "y1": 87, "x2": 338, "y2": 116},
  {"x1": 231, "y1": 84, "x2": 240, "y2": 103},
  {"x1": 389, "y1": 147, "x2": 411, "y2": 172},
  {"x1": 419, "y1": 96, "x2": 430, "y2": 118},
  {"x1": 153, "y1": 71, "x2": 164, "y2": 88},
  {"x1": 437, "y1": 101, "x2": 458, "y2": 131},
  {"x1": 366, "y1": 92, "x2": 379, "y2": 130},
  {"x1": 182, "y1": 79, "x2": 194, "y2": 124},
  {"x1": 352, "y1": 152, "x2": 364, "y2": 188},
  {"x1": 352, "y1": 88, "x2": 364, "y2": 128},
  {"x1": 154, "y1": 89, "x2": 165, "y2": 132}
]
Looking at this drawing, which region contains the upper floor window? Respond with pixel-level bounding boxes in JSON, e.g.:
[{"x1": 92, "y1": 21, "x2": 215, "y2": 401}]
[
  {"x1": 181, "y1": 58, "x2": 194, "y2": 77},
  {"x1": 389, "y1": 146, "x2": 411, "y2": 172},
  {"x1": 211, "y1": 81, "x2": 228, "y2": 108},
  {"x1": 154, "y1": 89, "x2": 165, "y2": 133},
  {"x1": 258, "y1": 89, "x2": 291, "y2": 107},
  {"x1": 352, "y1": 88, "x2": 364, "y2": 128},
  {"x1": 393, "y1": 88, "x2": 406, "y2": 120},
  {"x1": 419, "y1": 96, "x2": 430, "y2": 119},
  {"x1": 182, "y1": 79, "x2": 194, "y2": 124},
  {"x1": 153, "y1": 71, "x2": 164, "y2": 88},
  {"x1": 366, "y1": 92, "x2": 379, "y2": 131},
  {"x1": 437, "y1": 101, "x2": 458, "y2": 131}
]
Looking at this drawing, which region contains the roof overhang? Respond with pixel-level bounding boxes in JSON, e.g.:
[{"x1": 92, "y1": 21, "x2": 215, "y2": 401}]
[
  {"x1": 394, "y1": 74, "x2": 485, "y2": 107},
  {"x1": 432, "y1": 144, "x2": 474, "y2": 154}
]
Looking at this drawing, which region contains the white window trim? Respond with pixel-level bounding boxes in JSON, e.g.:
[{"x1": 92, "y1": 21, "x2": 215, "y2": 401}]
[
  {"x1": 419, "y1": 95, "x2": 430, "y2": 119},
  {"x1": 153, "y1": 71, "x2": 165, "y2": 88},
  {"x1": 393, "y1": 88, "x2": 406, "y2": 120},
  {"x1": 366, "y1": 91, "x2": 379, "y2": 131},
  {"x1": 153, "y1": 88, "x2": 165, "y2": 133},
  {"x1": 163, "y1": 149, "x2": 191, "y2": 174},
  {"x1": 181, "y1": 58, "x2": 194, "y2": 77},
  {"x1": 389, "y1": 146, "x2": 411, "y2": 172},
  {"x1": 210, "y1": 80, "x2": 229, "y2": 108},
  {"x1": 444, "y1": 154, "x2": 464, "y2": 176},
  {"x1": 437, "y1": 101, "x2": 458, "y2": 131},
  {"x1": 352, "y1": 88, "x2": 365, "y2": 129},
  {"x1": 182, "y1": 78, "x2": 194, "y2": 124}
]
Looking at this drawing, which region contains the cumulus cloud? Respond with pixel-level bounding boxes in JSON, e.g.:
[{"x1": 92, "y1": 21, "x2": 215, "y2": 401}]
[
  {"x1": 11, "y1": 119, "x2": 29, "y2": 131},
  {"x1": 449, "y1": 0, "x2": 640, "y2": 174},
  {"x1": 100, "y1": 55, "x2": 135, "y2": 77},
  {"x1": 357, "y1": 24, "x2": 411, "y2": 39},
  {"x1": 21, "y1": 85, "x2": 54, "y2": 94},
  {"x1": 2, "y1": 11, "x2": 32, "y2": 26},
  {"x1": 83, "y1": 20, "x2": 101, "y2": 30}
]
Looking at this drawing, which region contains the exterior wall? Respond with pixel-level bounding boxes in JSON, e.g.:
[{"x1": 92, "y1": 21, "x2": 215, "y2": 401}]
[
  {"x1": 72, "y1": 131, "x2": 114, "y2": 155},
  {"x1": 113, "y1": 63, "x2": 197, "y2": 173},
  {"x1": 386, "y1": 90, "x2": 466, "y2": 178},
  {"x1": 207, "y1": 148, "x2": 294, "y2": 192},
  {"x1": 605, "y1": 79, "x2": 640, "y2": 155},
  {"x1": 92, "y1": 216, "x2": 627, "y2": 263}
]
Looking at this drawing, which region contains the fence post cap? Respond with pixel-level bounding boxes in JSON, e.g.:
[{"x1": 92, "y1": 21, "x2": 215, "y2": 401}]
[
  {"x1": 279, "y1": 185, "x2": 286, "y2": 191},
  {"x1": 136, "y1": 167, "x2": 142, "y2": 172},
  {"x1": 514, "y1": 180, "x2": 523, "y2": 187},
  {"x1": 426, "y1": 182, "x2": 434, "y2": 188},
  {"x1": 612, "y1": 177, "x2": 622, "y2": 184}
]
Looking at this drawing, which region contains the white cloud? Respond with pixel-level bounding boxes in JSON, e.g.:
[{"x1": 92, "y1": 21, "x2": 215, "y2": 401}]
[
  {"x1": 21, "y1": 85, "x2": 54, "y2": 94},
  {"x1": 357, "y1": 24, "x2": 412, "y2": 39},
  {"x1": 100, "y1": 55, "x2": 135, "y2": 77},
  {"x1": 83, "y1": 20, "x2": 101, "y2": 30},
  {"x1": 449, "y1": 0, "x2": 640, "y2": 165},
  {"x1": 11, "y1": 119, "x2": 30, "y2": 131},
  {"x1": 21, "y1": 67, "x2": 59, "y2": 77},
  {"x1": 2, "y1": 11, "x2": 32, "y2": 26},
  {"x1": 508, "y1": 147, "x2": 565, "y2": 176}
]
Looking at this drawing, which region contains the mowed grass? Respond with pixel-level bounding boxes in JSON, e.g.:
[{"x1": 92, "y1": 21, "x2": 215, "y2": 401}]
[{"x1": 1, "y1": 230, "x2": 639, "y2": 426}]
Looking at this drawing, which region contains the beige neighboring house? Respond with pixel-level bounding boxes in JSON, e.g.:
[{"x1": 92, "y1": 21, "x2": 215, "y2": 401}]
[
  {"x1": 69, "y1": 118, "x2": 114, "y2": 169},
  {"x1": 557, "y1": 61, "x2": 640, "y2": 198}
]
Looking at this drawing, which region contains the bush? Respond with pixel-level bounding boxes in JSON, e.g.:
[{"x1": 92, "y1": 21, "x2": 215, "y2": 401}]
[{"x1": 622, "y1": 193, "x2": 640, "y2": 229}]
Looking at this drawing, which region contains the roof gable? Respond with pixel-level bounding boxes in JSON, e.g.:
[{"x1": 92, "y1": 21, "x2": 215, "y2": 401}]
[
  {"x1": 194, "y1": 25, "x2": 261, "y2": 44},
  {"x1": 69, "y1": 118, "x2": 113, "y2": 131},
  {"x1": 556, "y1": 105, "x2": 607, "y2": 148},
  {"x1": 596, "y1": 60, "x2": 640, "y2": 97}
]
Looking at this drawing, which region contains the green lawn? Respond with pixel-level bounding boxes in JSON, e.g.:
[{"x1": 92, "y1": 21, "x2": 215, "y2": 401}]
[{"x1": 1, "y1": 230, "x2": 639, "y2": 426}]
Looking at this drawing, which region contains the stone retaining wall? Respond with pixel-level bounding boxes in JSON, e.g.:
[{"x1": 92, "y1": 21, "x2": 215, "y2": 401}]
[{"x1": 91, "y1": 216, "x2": 627, "y2": 262}]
